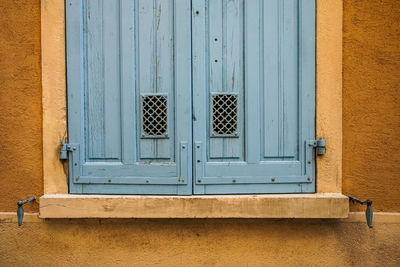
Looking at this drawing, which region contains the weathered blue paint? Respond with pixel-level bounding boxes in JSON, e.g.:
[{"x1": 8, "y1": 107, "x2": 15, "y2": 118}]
[
  {"x1": 66, "y1": 0, "x2": 192, "y2": 194},
  {"x1": 66, "y1": 0, "x2": 316, "y2": 194},
  {"x1": 192, "y1": 0, "x2": 316, "y2": 194}
]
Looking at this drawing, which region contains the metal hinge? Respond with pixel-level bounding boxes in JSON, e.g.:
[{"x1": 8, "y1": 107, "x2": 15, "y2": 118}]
[
  {"x1": 59, "y1": 139, "x2": 77, "y2": 160},
  {"x1": 307, "y1": 137, "x2": 326, "y2": 156}
]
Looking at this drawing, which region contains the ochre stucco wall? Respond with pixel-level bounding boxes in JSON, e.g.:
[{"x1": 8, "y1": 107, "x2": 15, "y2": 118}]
[
  {"x1": 0, "y1": 0, "x2": 400, "y2": 266},
  {"x1": 0, "y1": 0, "x2": 42, "y2": 212},
  {"x1": 0, "y1": 216, "x2": 399, "y2": 266},
  {"x1": 0, "y1": 0, "x2": 399, "y2": 213},
  {"x1": 343, "y1": 0, "x2": 400, "y2": 212}
]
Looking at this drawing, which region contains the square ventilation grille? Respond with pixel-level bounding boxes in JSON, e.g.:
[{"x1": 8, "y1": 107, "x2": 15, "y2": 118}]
[
  {"x1": 211, "y1": 93, "x2": 239, "y2": 137},
  {"x1": 141, "y1": 94, "x2": 168, "y2": 138}
]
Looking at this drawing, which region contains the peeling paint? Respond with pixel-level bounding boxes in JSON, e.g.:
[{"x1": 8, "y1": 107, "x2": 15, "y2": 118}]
[{"x1": 157, "y1": 4, "x2": 161, "y2": 31}]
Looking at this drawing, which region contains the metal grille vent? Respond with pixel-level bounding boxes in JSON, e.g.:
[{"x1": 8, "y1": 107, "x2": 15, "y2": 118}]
[
  {"x1": 211, "y1": 93, "x2": 238, "y2": 136},
  {"x1": 141, "y1": 94, "x2": 168, "y2": 138}
]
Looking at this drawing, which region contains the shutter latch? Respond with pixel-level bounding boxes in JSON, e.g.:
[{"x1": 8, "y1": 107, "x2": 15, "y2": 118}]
[
  {"x1": 349, "y1": 196, "x2": 373, "y2": 228},
  {"x1": 17, "y1": 196, "x2": 35, "y2": 226},
  {"x1": 308, "y1": 137, "x2": 326, "y2": 155},
  {"x1": 59, "y1": 139, "x2": 76, "y2": 160}
]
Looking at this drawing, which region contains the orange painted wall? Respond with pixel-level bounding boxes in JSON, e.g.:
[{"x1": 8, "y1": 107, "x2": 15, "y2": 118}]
[
  {"x1": 0, "y1": 0, "x2": 399, "y2": 213},
  {"x1": 0, "y1": 0, "x2": 42, "y2": 212},
  {"x1": 0, "y1": 1, "x2": 399, "y2": 265},
  {"x1": 1, "y1": 216, "x2": 400, "y2": 266},
  {"x1": 343, "y1": 0, "x2": 400, "y2": 212}
]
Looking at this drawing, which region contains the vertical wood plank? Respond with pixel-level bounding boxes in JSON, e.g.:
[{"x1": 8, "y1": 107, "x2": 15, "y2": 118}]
[
  {"x1": 155, "y1": 0, "x2": 173, "y2": 159},
  {"x1": 263, "y1": 0, "x2": 279, "y2": 158},
  {"x1": 299, "y1": 0, "x2": 316, "y2": 192},
  {"x1": 86, "y1": 0, "x2": 121, "y2": 160},
  {"x1": 66, "y1": 0, "x2": 84, "y2": 193},
  {"x1": 223, "y1": 0, "x2": 243, "y2": 160},
  {"x1": 103, "y1": 0, "x2": 121, "y2": 159},
  {"x1": 121, "y1": 0, "x2": 136, "y2": 164},
  {"x1": 175, "y1": 0, "x2": 192, "y2": 194},
  {"x1": 138, "y1": 0, "x2": 157, "y2": 159},
  {"x1": 86, "y1": 0, "x2": 105, "y2": 159},
  {"x1": 282, "y1": 0, "x2": 298, "y2": 158},
  {"x1": 245, "y1": 0, "x2": 261, "y2": 164},
  {"x1": 138, "y1": 0, "x2": 175, "y2": 161},
  {"x1": 209, "y1": 0, "x2": 224, "y2": 159},
  {"x1": 192, "y1": 0, "x2": 207, "y2": 193}
]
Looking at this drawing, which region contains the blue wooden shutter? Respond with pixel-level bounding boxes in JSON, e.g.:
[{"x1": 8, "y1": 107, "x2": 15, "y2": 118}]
[
  {"x1": 66, "y1": 0, "x2": 192, "y2": 194},
  {"x1": 192, "y1": 0, "x2": 316, "y2": 194},
  {"x1": 67, "y1": 0, "x2": 316, "y2": 195}
]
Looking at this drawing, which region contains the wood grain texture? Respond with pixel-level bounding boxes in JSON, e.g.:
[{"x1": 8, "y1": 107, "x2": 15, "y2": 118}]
[
  {"x1": 192, "y1": 0, "x2": 315, "y2": 194},
  {"x1": 66, "y1": 0, "x2": 192, "y2": 194}
]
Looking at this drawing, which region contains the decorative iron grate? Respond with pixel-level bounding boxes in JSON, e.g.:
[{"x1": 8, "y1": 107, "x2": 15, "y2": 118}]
[
  {"x1": 211, "y1": 93, "x2": 238, "y2": 137},
  {"x1": 141, "y1": 94, "x2": 168, "y2": 138}
]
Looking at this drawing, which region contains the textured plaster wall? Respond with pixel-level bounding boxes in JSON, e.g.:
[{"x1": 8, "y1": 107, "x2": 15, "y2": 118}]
[
  {"x1": 0, "y1": 0, "x2": 399, "y2": 213},
  {"x1": 0, "y1": 0, "x2": 399, "y2": 266},
  {"x1": 0, "y1": 217, "x2": 399, "y2": 266},
  {"x1": 343, "y1": 0, "x2": 400, "y2": 212},
  {"x1": 0, "y1": 0, "x2": 42, "y2": 212}
]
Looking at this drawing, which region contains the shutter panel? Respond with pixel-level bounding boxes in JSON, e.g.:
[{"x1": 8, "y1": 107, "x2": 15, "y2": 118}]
[
  {"x1": 192, "y1": 0, "x2": 316, "y2": 194},
  {"x1": 66, "y1": 0, "x2": 192, "y2": 194}
]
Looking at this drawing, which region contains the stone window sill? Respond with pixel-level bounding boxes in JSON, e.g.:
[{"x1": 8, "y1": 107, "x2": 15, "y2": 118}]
[{"x1": 39, "y1": 193, "x2": 349, "y2": 219}]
